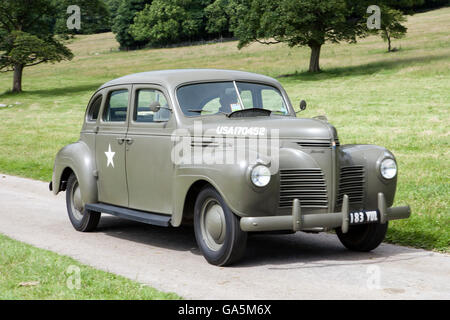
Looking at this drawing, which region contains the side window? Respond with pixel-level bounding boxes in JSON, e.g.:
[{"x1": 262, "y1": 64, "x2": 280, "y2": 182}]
[
  {"x1": 135, "y1": 89, "x2": 171, "y2": 123},
  {"x1": 87, "y1": 95, "x2": 102, "y2": 122},
  {"x1": 103, "y1": 89, "x2": 129, "y2": 122}
]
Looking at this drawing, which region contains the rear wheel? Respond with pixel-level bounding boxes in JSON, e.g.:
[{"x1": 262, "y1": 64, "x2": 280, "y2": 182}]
[
  {"x1": 336, "y1": 222, "x2": 388, "y2": 252},
  {"x1": 66, "y1": 173, "x2": 100, "y2": 232},
  {"x1": 194, "y1": 186, "x2": 247, "y2": 266}
]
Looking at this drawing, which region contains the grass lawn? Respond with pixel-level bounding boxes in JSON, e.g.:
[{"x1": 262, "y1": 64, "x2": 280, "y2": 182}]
[
  {"x1": 0, "y1": 234, "x2": 180, "y2": 299},
  {"x1": 0, "y1": 8, "x2": 449, "y2": 252}
]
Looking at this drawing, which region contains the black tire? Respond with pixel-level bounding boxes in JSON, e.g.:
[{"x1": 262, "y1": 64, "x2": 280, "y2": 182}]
[
  {"x1": 336, "y1": 222, "x2": 388, "y2": 252},
  {"x1": 194, "y1": 186, "x2": 247, "y2": 266},
  {"x1": 66, "y1": 173, "x2": 100, "y2": 232}
]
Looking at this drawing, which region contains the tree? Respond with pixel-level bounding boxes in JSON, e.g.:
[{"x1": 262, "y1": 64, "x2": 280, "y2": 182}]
[
  {"x1": 205, "y1": 0, "x2": 234, "y2": 37},
  {"x1": 228, "y1": 0, "x2": 369, "y2": 73},
  {"x1": 0, "y1": 0, "x2": 73, "y2": 93},
  {"x1": 377, "y1": 7, "x2": 408, "y2": 52},
  {"x1": 104, "y1": 0, "x2": 122, "y2": 24},
  {"x1": 130, "y1": 0, "x2": 212, "y2": 46},
  {"x1": 368, "y1": 1, "x2": 421, "y2": 52},
  {"x1": 111, "y1": 0, "x2": 152, "y2": 50}
]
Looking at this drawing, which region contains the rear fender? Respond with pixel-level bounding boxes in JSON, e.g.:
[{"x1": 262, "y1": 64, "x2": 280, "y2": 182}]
[{"x1": 52, "y1": 141, "x2": 98, "y2": 204}]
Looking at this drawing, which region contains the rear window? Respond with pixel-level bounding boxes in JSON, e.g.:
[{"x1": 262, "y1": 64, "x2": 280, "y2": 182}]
[{"x1": 87, "y1": 95, "x2": 102, "y2": 122}]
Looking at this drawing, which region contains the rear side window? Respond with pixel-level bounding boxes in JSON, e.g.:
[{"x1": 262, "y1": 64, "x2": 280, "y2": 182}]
[
  {"x1": 103, "y1": 90, "x2": 129, "y2": 122},
  {"x1": 87, "y1": 95, "x2": 102, "y2": 122}
]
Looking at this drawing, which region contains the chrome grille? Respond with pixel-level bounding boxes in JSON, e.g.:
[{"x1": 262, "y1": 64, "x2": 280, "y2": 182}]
[
  {"x1": 337, "y1": 166, "x2": 365, "y2": 206},
  {"x1": 190, "y1": 140, "x2": 219, "y2": 148},
  {"x1": 296, "y1": 141, "x2": 331, "y2": 148},
  {"x1": 279, "y1": 169, "x2": 328, "y2": 208}
]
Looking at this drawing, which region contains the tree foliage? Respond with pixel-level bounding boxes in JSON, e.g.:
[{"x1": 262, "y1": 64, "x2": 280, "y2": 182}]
[
  {"x1": 53, "y1": 0, "x2": 110, "y2": 35},
  {"x1": 366, "y1": 1, "x2": 417, "y2": 52},
  {"x1": 130, "y1": 0, "x2": 214, "y2": 47},
  {"x1": 111, "y1": 0, "x2": 153, "y2": 50},
  {"x1": 104, "y1": 0, "x2": 123, "y2": 21},
  {"x1": 223, "y1": 0, "x2": 421, "y2": 72},
  {"x1": 204, "y1": 0, "x2": 233, "y2": 37},
  {"x1": 376, "y1": 6, "x2": 408, "y2": 52},
  {"x1": 0, "y1": 32, "x2": 73, "y2": 70},
  {"x1": 228, "y1": 0, "x2": 369, "y2": 72},
  {"x1": 0, "y1": 0, "x2": 73, "y2": 92},
  {"x1": 238, "y1": 0, "x2": 369, "y2": 47}
]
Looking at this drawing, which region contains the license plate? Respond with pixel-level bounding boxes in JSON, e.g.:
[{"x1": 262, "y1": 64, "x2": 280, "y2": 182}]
[{"x1": 349, "y1": 210, "x2": 380, "y2": 225}]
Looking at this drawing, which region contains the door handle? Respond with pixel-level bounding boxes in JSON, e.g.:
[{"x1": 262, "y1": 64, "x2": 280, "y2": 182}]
[
  {"x1": 116, "y1": 137, "x2": 125, "y2": 145},
  {"x1": 125, "y1": 138, "x2": 134, "y2": 145}
]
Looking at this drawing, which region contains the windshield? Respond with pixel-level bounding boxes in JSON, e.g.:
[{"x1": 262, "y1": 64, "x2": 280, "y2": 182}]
[{"x1": 177, "y1": 81, "x2": 289, "y2": 117}]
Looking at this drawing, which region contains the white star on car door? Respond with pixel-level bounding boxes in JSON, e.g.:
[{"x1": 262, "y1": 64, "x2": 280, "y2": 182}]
[{"x1": 105, "y1": 144, "x2": 115, "y2": 168}]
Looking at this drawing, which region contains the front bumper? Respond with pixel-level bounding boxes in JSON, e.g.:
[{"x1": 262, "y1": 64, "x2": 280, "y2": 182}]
[{"x1": 240, "y1": 193, "x2": 411, "y2": 233}]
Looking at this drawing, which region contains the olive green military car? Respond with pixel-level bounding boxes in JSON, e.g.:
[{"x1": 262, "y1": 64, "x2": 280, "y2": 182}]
[{"x1": 50, "y1": 69, "x2": 411, "y2": 266}]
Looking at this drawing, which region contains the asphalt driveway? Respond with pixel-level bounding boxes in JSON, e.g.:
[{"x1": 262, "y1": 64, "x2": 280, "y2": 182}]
[{"x1": 0, "y1": 174, "x2": 448, "y2": 299}]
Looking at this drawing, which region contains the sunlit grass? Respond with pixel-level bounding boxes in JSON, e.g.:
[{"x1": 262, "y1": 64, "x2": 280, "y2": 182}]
[
  {"x1": 0, "y1": 234, "x2": 181, "y2": 299},
  {"x1": 0, "y1": 8, "x2": 448, "y2": 251}
]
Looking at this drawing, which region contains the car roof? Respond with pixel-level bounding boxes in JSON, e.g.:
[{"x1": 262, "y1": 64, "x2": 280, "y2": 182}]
[{"x1": 99, "y1": 69, "x2": 281, "y2": 91}]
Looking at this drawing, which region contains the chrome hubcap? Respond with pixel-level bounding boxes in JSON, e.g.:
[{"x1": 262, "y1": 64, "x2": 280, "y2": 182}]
[
  {"x1": 200, "y1": 199, "x2": 226, "y2": 251},
  {"x1": 71, "y1": 181, "x2": 84, "y2": 221}
]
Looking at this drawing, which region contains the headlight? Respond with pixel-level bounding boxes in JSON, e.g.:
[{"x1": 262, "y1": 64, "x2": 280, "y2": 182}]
[
  {"x1": 380, "y1": 158, "x2": 397, "y2": 179},
  {"x1": 250, "y1": 165, "x2": 271, "y2": 187}
]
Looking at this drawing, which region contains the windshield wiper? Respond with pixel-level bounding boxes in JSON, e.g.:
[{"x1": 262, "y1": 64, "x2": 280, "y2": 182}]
[
  {"x1": 188, "y1": 109, "x2": 232, "y2": 116},
  {"x1": 187, "y1": 109, "x2": 203, "y2": 113}
]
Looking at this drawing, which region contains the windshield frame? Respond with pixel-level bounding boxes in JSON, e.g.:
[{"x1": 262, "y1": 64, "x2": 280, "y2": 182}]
[{"x1": 175, "y1": 80, "x2": 293, "y2": 118}]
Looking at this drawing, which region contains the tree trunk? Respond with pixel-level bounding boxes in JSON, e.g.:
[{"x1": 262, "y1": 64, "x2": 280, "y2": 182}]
[
  {"x1": 387, "y1": 34, "x2": 392, "y2": 52},
  {"x1": 308, "y1": 44, "x2": 322, "y2": 73},
  {"x1": 12, "y1": 64, "x2": 24, "y2": 93},
  {"x1": 384, "y1": 30, "x2": 392, "y2": 52}
]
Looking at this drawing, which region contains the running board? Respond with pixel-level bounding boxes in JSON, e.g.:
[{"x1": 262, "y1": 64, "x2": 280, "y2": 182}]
[{"x1": 85, "y1": 203, "x2": 171, "y2": 227}]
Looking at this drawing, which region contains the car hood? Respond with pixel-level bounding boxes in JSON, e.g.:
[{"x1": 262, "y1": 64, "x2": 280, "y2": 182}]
[{"x1": 183, "y1": 116, "x2": 337, "y2": 141}]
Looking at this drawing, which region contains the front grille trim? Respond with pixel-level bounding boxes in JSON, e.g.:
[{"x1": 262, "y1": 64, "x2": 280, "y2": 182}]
[
  {"x1": 296, "y1": 142, "x2": 331, "y2": 148},
  {"x1": 337, "y1": 165, "x2": 365, "y2": 207},
  {"x1": 279, "y1": 168, "x2": 328, "y2": 209}
]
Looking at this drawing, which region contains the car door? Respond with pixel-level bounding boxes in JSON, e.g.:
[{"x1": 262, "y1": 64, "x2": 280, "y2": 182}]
[
  {"x1": 125, "y1": 85, "x2": 175, "y2": 214},
  {"x1": 95, "y1": 85, "x2": 131, "y2": 207}
]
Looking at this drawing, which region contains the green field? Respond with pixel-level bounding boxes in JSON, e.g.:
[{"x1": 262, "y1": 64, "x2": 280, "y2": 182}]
[
  {"x1": 0, "y1": 234, "x2": 180, "y2": 299},
  {"x1": 0, "y1": 8, "x2": 449, "y2": 252}
]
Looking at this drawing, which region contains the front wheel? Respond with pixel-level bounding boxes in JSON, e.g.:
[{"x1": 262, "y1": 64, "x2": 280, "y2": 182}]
[
  {"x1": 194, "y1": 186, "x2": 247, "y2": 266},
  {"x1": 336, "y1": 222, "x2": 388, "y2": 252},
  {"x1": 66, "y1": 173, "x2": 100, "y2": 232}
]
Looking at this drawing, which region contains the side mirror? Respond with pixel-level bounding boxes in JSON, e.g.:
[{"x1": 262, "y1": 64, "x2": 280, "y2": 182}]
[
  {"x1": 299, "y1": 100, "x2": 307, "y2": 111},
  {"x1": 149, "y1": 101, "x2": 161, "y2": 113},
  {"x1": 296, "y1": 100, "x2": 307, "y2": 114}
]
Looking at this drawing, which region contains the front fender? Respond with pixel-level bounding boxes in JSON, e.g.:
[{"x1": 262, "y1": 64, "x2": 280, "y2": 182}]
[
  {"x1": 339, "y1": 144, "x2": 397, "y2": 209},
  {"x1": 172, "y1": 160, "x2": 279, "y2": 226},
  {"x1": 52, "y1": 141, "x2": 98, "y2": 204}
]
